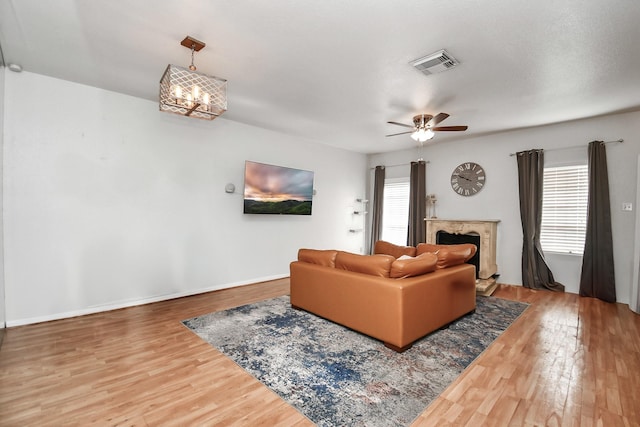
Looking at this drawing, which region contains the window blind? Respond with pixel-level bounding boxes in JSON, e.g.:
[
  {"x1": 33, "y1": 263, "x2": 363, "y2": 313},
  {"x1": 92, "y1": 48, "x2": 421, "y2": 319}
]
[
  {"x1": 381, "y1": 179, "x2": 410, "y2": 246},
  {"x1": 540, "y1": 164, "x2": 588, "y2": 255}
]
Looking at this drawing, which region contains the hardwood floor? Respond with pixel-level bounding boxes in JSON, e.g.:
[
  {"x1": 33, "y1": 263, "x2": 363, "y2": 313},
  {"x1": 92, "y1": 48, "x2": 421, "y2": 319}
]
[{"x1": 1, "y1": 281, "x2": 639, "y2": 426}]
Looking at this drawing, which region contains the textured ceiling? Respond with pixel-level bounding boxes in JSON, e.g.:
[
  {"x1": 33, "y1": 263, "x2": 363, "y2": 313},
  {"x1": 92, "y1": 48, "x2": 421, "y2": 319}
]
[{"x1": 1, "y1": 0, "x2": 639, "y2": 153}]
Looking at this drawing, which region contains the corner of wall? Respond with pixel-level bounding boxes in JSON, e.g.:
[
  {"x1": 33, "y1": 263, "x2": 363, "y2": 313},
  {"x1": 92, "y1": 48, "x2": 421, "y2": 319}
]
[{"x1": 0, "y1": 63, "x2": 7, "y2": 336}]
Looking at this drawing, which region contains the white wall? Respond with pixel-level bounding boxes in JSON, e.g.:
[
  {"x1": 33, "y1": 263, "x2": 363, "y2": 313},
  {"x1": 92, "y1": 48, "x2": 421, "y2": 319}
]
[
  {"x1": 369, "y1": 111, "x2": 640, "y2": 304},
  {"x1": 0, "y1": 64, "x2": 5, "y2": 330},
  {"x1": 3, "y1": 71, "x2": 367, "y2": 326},
  {"x1": 632, "y1": 154, "x2": 640, "y2": 313}
]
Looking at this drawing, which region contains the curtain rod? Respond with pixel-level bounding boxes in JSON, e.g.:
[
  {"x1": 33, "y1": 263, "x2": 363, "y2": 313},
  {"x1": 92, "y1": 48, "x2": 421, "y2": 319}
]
[
  {"x1": 508, "y1": 139, "x2": 624, "y2": 157},
  {"x1": 369, "y1": 160, "x2": 430, "y2": 170}
]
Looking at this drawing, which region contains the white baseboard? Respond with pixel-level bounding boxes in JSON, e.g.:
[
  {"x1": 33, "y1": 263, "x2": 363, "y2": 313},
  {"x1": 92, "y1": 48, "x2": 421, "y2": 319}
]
[{"x1": 6, "y1": 274, "x2": 289, "y2": 327}]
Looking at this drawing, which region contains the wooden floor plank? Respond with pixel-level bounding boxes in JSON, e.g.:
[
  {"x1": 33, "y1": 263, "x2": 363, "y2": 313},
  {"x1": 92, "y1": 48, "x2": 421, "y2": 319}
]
[{"x1": 1, "y1": 281, "x2": 639, "y2": 426}]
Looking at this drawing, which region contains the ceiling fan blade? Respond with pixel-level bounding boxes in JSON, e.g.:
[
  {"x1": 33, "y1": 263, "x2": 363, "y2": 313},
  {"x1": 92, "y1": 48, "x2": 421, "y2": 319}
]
[
  {"x1": 387, "y1": 121, "x2": 415, "y2": 129},
  {"x1": 432, "y1": 125, "x2": 468, "y2": 131},
  {"x1": 386, "y1": 131, "x2": 414, "y2": 137},
  {"x1": 427, "y1": 112, "x2": 450, "y2": 127}
]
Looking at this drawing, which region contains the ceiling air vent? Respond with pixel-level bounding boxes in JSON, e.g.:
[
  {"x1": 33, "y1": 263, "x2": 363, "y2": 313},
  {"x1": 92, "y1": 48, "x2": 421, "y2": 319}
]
[{"x1": 410, "y1": 49, "x2": 459, "y2": 75}]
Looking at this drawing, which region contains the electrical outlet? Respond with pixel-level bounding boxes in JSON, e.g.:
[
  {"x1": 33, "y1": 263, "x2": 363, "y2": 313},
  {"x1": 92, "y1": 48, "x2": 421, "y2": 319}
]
[{"x1": 622, "y1": 202, "x2": 633, "y2": 211}]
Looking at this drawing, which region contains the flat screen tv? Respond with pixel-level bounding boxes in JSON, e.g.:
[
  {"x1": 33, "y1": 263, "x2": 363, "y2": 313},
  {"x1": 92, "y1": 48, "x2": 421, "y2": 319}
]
[{"x1": 243, "y1": 161, "x2": 314, "y2": 215}]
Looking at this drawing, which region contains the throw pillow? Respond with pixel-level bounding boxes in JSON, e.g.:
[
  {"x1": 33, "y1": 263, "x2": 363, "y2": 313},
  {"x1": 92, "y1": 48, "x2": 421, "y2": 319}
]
[
  {"x1": 298, "y1": 249, "x2": 338, "y2": 267},
  {"x1": 335, "y1": 251, "x2": 394, "y2": 278},
  {"x1": 373, "y1": 240, "x2": 417, "y2": 258},
  {"x1": 390, "y1": 252, "x2": 438, "y2": 278},
  {"x1": 416, "y1": 243, "x2": 477, "y2": 269}
]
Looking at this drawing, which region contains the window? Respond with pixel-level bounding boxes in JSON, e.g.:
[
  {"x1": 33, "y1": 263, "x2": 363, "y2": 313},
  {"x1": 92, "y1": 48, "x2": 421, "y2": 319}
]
[
  {"x1": 381, "y1": 178, "x2": 410, "y2": 246},
  {"x1": 540, "y1": 164, "x2": 588, "y2": 255}
]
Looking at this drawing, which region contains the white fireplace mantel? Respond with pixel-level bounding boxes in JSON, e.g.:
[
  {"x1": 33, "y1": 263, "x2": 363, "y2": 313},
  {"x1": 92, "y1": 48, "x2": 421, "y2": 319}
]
[{"x1": 425, "y1": 219, "x2": 500, "y2": 280}]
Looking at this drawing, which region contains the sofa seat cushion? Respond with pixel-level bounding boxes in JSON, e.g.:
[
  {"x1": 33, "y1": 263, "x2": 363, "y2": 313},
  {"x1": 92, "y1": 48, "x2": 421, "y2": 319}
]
[
  {"x1": 390, "y1": 252, "x2": 438, "y2": 278},
  {"x1": 335, "y1": 251, "x2": 395, "y2": 278},
  {"x1": 298, "y1": 249, "x2": 338, "y2": 267},
  {"x1": 374, "y1": 240, "x2": 417, "y2": 258},
  {"x1": 416, "y1": 243, "x2": 477, "y2": 269}
]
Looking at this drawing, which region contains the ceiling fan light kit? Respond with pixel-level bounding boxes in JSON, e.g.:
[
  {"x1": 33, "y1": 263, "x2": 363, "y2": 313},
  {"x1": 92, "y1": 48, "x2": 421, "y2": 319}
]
[
  {"x1": 411, "y1": 127, "x2": 435, "y2": 142},
  {"x1": 159, "y1": 36, "x2": 227, "y2": 120}
]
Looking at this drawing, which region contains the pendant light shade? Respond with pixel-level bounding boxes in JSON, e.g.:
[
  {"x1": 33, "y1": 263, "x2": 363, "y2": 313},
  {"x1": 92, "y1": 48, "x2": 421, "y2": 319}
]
[{"x1": 159, "y1": 36, "x2": 227, "y2": 120}]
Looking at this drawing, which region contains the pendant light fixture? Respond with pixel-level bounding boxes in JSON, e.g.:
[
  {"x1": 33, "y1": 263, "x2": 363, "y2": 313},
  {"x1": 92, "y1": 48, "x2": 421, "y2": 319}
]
[{"x1": 159, "y1": 36, "x2": 227, "y2": 120}]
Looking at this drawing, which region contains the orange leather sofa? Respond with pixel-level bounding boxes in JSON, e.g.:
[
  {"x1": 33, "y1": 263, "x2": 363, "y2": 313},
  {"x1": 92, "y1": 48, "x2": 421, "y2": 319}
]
[{"x1": 289, "y1": 241, "x2": 477, "y2": 352}]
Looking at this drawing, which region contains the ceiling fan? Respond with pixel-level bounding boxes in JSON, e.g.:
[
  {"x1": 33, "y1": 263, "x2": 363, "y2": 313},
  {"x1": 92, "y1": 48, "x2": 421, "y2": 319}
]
[{"x1": 386, "y1": 113, "x2": 468, "y2": 142}]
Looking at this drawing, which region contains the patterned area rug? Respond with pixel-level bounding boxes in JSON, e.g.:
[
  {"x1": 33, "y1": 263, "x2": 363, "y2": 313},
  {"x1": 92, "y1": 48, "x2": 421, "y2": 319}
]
[{"x1": 183, "y1": 295, "x2": 528, "y2": 427}]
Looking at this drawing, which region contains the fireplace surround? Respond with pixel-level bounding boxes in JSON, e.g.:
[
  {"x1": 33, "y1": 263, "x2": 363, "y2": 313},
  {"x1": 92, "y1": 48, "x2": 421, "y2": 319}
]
[{"x1": 425, "y1": 219, "x2": 500, "y2": 295}]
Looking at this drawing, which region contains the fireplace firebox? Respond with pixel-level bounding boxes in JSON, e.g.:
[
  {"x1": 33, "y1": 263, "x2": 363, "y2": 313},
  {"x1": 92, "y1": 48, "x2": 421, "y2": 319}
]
[{"x1": 436, "y1": 231, "x2": 481, "y2": 278}]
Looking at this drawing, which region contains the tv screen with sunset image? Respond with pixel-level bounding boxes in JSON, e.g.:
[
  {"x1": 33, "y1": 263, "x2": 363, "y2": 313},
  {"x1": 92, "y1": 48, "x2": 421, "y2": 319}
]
[{"x1": 243, "y1": 161, "x2": 314, "y2": 215}]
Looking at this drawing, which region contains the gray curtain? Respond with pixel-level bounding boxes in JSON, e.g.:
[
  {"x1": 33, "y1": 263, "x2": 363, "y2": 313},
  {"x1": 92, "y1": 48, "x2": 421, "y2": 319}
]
[
  {"x1": 407, "y1": 160, "x2": 426, "y2": 246},
  {"x1": 579, "y1": 141, "x2": 616, "y2": 302},
  {"x1": 516, "y1": 150, "x2": 565, "y2": 291},
  {"x1": 369, "y1": 166, "x2": 385, "y2": 254}
]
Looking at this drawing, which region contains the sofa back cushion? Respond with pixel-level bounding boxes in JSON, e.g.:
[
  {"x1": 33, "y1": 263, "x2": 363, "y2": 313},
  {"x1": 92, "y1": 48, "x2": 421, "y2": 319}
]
[
  {"x1": 298, "y1": 249, "x2": 338, "y2": 267},
  {"x1": 373, "y1": 240, "x2": 417, "y2": 258},
  {"x1": 335, "y1": 252, "x2": 394, "y2": 278},
  {"x1": 416, "y1": 243, "x2": 477, "y2": 269},
  {"x1": 390, "y1": 252, "x2": 438, "y2": 278}
]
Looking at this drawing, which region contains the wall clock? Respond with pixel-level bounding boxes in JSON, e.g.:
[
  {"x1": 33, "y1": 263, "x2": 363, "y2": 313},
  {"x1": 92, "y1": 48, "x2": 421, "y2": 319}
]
[{"x1": 451, "y1": 162, "x2": 486, "y2": 196}]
